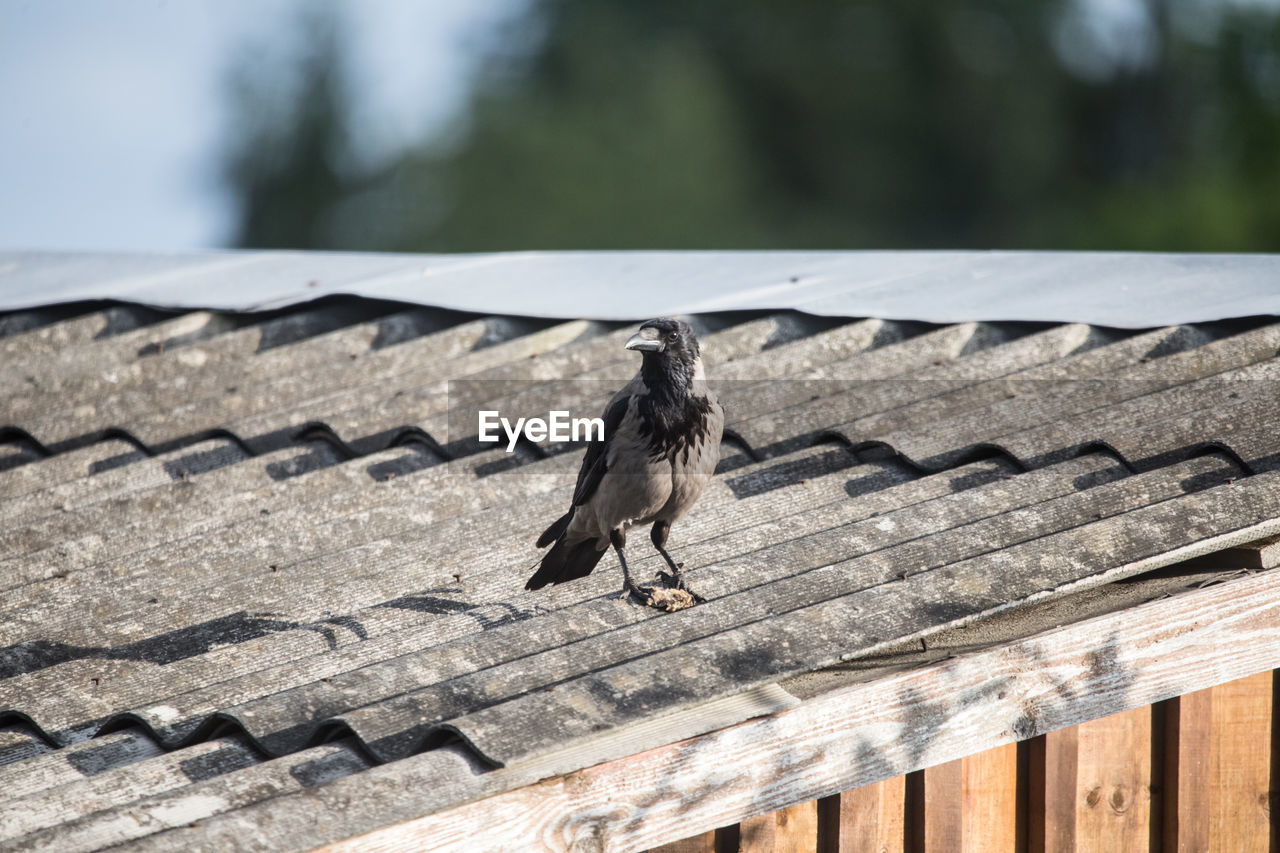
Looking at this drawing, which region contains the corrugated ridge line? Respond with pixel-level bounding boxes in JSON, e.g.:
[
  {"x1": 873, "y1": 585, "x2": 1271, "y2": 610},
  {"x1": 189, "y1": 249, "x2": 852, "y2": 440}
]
[
  {"x1": 0, "y1": 442, "x2": 346, "y2": 576},
  {"x1": 0, "y1": 449, "x2": 873, "y2": 728},
  {"x1": 730, "y1": 322, "x2": 1234, "y2": 461},
  {"x1": 0, "y1": 730, "x2": 165, "y2": 799},
  {"x1": 774, "y1": 325, "x2": 1212, "y2": 468},
  {"x1": 867, "y1": 357, "x2": 1280, "y2": 473},
  {"x1": 0, "y1": 437, "x2": 251, "y2": 530},
  {"x1": 445, "y1": 467, "x2": 1280, "y2": 769},
  {"x1": 296, "y1": 454, "x2": 1234, "y2": 764},
  {"x1": 0, "y1": 324, "x2": 1034, "y2": 646},
  {"x1": 0, "y1": 311, "x2": 835, "y2": 465},
  {"x1": 0, "y1": 311, "x2": 234, "y2": 401},
  {"x1": 5, "y1": 450, "x2": 1253, "y2": 767},
  {"x1": 313, "y1": 313, "x2": 826, "y2": 459},
  {"x1": 0, "y1": 315, "x2": 815, "y2": 584},
  {"x1": 0, "y1": 440, "x2": 145, "y2": 501},
  {"x1": 0, "y1": 444, "x2": 884, "y2": 732},
  {"x1": 839, "y1": 321, "x2": 1280, "y2": 471},
  {"x1": 5, "y1": 312, "x2": 541, "y2": 453},
  {"x1": 723, "y1": 323, "x2": 1105, "y2": 460},
  {"x1": 0, "y1": 445, "x2": 1198, "y2": 753},
  {"x1": 0, "y1": 305, "x2": 162, "y2": 363},
  {"x1": 2, "y1": 302, "x2": 434, "y2": 420},
  {"x1": 0, "y1": 314, "x2": 870, "y2": 586},
  {"x1": 0, "y1": 724, "x2": 51, "y2": 769},
  {"x1": 7, "y1": 327, "x2": 1269, "y2": 627},
  {"x1": 0, "y1": 735, "x2": 258, "y2": 841},
  {"x1": 5, "y1": 322, "x2": 1269, "y2": 660},
  {"x1": 0, "y1": 738, "x2": 374, "y2": 853}
]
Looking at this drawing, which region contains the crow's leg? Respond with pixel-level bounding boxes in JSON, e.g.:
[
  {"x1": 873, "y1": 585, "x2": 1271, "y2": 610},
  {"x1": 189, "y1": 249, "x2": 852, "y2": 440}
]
[
  {"x1": 611, "y1": 529, "x2": 648, "y2": 602},
  {"x1": 651, "y1": 522, "x2": 705, "y2": 602}
]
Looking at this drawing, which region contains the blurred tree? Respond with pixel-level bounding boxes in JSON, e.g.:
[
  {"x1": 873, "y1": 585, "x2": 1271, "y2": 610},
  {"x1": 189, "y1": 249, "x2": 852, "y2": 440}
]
[
  {"x1": 222, "y1": 8, "x2": 354, "y2": 248},
  {"x1": 223, "y1": 0, "x2": 1280, "y2": 251}
]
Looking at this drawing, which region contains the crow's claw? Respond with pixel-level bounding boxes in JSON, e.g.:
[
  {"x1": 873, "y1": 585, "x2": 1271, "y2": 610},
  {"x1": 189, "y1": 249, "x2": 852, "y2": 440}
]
[{"x1": 620, "y1": 580, "x2": 651, "y2": 603}]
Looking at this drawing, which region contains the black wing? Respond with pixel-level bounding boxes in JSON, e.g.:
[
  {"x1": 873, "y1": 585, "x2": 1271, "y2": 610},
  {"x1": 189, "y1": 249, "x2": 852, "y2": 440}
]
[
  {"x1": 534, "y1": 390, "x2": 632, "y2": 550},
  {"x1": 571, "y1": 393, "x2": 630, "y2": 507}
]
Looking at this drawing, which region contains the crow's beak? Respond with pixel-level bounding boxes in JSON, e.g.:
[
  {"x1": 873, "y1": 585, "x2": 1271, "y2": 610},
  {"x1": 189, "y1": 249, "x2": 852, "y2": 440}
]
[{"x1": 625, "y1": 331, "x2": 665, "y2": 352}]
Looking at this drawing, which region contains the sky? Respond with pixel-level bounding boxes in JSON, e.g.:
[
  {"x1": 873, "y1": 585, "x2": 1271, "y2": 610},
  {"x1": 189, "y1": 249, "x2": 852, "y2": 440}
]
[{"x1": 0, "y1": 0, "x2": 525, "y2": 252}]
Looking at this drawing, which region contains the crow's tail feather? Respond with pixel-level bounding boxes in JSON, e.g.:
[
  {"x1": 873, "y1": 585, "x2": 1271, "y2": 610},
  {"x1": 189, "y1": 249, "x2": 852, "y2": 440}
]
[
  {"x1": 536, "y1": 509, "x2": 574, "y2": 549},
  {"x1": 525, "y1": 536, "x2": 606, "y2": 590}
]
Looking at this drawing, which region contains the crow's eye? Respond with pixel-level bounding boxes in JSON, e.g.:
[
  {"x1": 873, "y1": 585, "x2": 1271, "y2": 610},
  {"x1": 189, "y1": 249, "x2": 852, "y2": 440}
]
[{"x1": 667, "y1": 332, "x2": 679, "y2": 343}]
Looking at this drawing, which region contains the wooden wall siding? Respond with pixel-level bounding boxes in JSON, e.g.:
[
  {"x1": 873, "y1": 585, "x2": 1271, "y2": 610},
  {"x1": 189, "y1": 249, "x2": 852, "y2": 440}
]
[{"x1": 651, "y1": 672, "x2": 1279, "y2": 853}]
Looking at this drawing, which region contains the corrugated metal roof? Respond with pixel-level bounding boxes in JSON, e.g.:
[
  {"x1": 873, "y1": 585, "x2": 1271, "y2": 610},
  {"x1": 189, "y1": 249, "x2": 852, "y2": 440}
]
[
  {"x1": 3, "y1": 271, "x2": 1280, "y2": 850},
  {"x1": 3, "y1": 249, "x2": 1280, "y2": 326}
]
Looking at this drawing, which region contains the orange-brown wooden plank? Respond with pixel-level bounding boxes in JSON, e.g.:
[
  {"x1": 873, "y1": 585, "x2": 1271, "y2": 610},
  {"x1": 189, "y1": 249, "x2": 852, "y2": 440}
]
[
  {"x1": 960, "y1": 743, "x2": 1019, "y2": 850},
  {"x1": 1029, "y1": 725, "x2": 1079, "y2": 853},
  {"x1": 1161, "y1": 689, "x2": 1213, "y2": 852},
  {"x1": 910, "y1": 745, "x2": 1018, "y2": 853},
  {"x1": 919, "y1": 758, "x2": 964, "y2": 852},
  {"x1": 737, "y1": 800, "x2": 819, "y2": 853},
  {"x1": 817, "y1": 777, "x2": 906, "y2": 853},
  {"x1": 1209, "y1": 670, "x2": 1273, "y2": 851},
  {"x1": 1073, "y1": 705, "x2": 1154, "y2": 852},
  {"x1": 650, "y1": 829, "x2": 718, "y2": 853},
  {"x1": 777, "y1": 801, "x2": 820, "y2": 853}
]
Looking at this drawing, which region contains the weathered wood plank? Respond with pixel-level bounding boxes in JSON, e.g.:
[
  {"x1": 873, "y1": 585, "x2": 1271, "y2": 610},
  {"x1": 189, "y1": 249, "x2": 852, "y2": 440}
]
[
  {"x1": 1208, "y1": 670, "x2": 1272, "y2": 850},
  {"x1": 142, "y1": 568, "x2": 1280, "y2": 853}
]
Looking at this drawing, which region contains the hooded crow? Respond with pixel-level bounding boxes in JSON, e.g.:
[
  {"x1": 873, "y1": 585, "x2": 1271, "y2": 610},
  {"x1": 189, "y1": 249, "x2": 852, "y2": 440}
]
[{"x1": 526, "y1": 318, "x2": 724, "y2": 604}]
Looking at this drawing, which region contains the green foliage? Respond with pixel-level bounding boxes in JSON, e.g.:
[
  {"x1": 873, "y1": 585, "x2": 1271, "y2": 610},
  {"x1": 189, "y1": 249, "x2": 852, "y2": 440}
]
[{"x1": 222, "y1": 0, "x2": 1280, "y2": 251}]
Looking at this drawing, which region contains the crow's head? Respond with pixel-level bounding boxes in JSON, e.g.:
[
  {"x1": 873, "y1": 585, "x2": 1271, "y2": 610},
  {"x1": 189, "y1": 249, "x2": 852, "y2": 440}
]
[{"x1": 625, "y1": 318, "x2": 700, "y2": 365}]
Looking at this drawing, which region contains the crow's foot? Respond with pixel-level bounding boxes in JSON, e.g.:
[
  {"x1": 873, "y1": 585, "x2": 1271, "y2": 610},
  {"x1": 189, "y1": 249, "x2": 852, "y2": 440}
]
[
  {"x1": 619, "y1": 579, "x2": 651, "y2": 603},
  {"x1": 657, "y1": 566, "x2": 706, "y2": 604}
]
